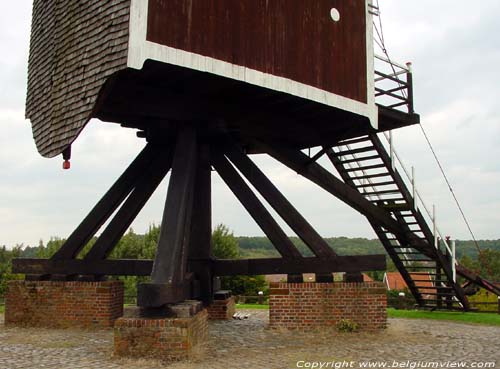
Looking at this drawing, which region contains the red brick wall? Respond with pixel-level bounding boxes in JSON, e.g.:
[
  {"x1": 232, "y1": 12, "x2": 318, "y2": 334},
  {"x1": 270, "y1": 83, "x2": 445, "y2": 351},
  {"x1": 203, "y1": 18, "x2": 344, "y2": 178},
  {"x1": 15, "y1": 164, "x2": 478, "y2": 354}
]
[
  {"x1": 5, "y1": 280, "x2": 124, "y2": 328},
  {"x1": 114, "y1": 309, "x2": 208, "y2": 361},
  {"x1": 207, "y1": 297, "x2": 236, "y2": 320},
  {"x1": 269, "y1": 282, "x2": 386, "y2": 331}
]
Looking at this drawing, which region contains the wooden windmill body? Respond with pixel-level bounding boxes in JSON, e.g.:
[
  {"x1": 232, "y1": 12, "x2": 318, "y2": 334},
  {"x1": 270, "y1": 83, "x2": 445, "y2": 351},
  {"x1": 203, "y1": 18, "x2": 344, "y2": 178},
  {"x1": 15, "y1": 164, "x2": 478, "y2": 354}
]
[{"x1": 19, "y1": 1, "x2": 490, "y2": 312}]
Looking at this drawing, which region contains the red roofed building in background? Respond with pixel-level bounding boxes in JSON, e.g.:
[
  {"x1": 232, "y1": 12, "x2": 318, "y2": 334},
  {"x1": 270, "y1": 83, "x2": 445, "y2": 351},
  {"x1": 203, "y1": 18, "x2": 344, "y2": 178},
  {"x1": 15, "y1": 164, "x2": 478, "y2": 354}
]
[{"x1": 383, "y1": 272, "x2": 434, "y2": 295}]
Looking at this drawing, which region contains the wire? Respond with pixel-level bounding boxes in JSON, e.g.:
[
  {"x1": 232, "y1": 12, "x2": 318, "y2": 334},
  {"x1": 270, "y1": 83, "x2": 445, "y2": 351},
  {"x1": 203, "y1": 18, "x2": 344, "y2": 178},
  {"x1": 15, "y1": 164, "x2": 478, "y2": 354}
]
[
  {"x1": 418, "y1": 124, "x2": 489, "y2": 272},
  {"x1": 373, "y1": 0, "x2": 489, "y2": 275}
]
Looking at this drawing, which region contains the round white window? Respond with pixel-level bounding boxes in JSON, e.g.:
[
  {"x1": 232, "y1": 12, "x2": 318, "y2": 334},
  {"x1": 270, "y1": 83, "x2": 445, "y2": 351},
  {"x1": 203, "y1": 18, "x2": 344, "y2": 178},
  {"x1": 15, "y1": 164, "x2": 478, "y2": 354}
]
[{"x1": 330, "y1": 8, "x2": 341, "y2": 22}]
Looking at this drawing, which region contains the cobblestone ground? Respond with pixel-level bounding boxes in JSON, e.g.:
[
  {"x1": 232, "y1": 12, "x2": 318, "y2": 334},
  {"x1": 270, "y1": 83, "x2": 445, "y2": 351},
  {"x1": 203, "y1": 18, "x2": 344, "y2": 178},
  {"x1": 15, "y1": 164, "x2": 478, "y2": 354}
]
[{"x1": 0, "y1": 311, "x2": 499, "y2": 369}]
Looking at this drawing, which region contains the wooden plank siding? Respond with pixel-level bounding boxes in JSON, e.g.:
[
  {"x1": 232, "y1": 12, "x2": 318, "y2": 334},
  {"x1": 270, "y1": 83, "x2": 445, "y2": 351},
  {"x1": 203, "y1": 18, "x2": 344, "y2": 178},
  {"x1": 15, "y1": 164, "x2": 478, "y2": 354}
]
[
  {"x1": 26, "y1": 0, "x2": 131, "y2": 158},
  {"x1": 24, "y1": 0, "x2": 394, "y2": 158},
  {"x1": 146, "y1": 0, "x2": 367, "y2": 104}
]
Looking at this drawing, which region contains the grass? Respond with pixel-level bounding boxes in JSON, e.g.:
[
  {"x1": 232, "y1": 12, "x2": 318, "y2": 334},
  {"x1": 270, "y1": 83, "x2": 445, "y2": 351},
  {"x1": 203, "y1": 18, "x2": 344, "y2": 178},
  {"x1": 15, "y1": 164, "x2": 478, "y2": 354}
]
[
  {"x1": 387, "y1": 308, "x2": 500, "y2": 326},
  {"x1": 0, "y1": 305, "x2": 4, "y2": 314},
  {"x1": 236, "y1": 303, "x2": 270, "y2": 310},
  {"x1": 235, "y1": 305, "x2": 500, "y2": 326}
]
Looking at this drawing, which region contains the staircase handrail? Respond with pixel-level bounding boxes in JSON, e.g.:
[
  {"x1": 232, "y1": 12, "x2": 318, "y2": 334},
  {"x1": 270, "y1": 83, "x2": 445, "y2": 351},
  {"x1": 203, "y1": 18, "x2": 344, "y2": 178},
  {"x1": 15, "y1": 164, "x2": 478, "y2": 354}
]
[
  {"x1": 374, "y1": 54, "x2": 414, "y2": 114},
  {"x1": 380, "y1": 132, "x2": 456, "y2": 280}
]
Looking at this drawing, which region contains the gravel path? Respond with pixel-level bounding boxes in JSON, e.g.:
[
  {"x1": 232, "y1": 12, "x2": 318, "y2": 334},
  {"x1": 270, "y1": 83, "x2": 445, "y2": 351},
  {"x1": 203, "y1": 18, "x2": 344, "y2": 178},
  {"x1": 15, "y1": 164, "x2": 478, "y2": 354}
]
[{"x1": 0, "y1": 310, "x2": 498, "y2": 369}]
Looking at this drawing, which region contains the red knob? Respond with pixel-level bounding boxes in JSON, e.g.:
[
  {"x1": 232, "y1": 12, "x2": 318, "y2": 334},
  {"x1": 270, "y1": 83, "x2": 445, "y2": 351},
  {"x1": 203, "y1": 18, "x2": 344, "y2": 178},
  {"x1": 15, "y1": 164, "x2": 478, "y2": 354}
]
[{"x1": 63, "y1": 160, "x2": 71, "y2": 170}]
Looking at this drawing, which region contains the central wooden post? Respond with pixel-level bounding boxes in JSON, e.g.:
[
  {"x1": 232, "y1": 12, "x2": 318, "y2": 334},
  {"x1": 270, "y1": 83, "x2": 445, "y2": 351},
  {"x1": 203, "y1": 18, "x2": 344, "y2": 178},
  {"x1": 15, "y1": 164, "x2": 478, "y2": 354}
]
[{"x1": 138, "y1": 126, "x2": 198, "y2": 308}]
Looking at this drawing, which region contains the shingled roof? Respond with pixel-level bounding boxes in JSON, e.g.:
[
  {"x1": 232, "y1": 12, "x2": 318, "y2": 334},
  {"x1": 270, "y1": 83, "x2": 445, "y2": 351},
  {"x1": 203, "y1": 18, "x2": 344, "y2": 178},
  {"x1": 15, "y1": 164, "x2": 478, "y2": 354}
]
[{"x1": 25, "y1": 0, "x2": 130, "y2": 158}]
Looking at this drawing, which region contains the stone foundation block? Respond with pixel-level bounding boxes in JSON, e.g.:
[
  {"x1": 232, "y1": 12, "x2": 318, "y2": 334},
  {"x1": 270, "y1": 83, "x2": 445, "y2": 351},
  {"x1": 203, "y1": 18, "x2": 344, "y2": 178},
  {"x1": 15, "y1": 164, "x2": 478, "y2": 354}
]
[
  {"x1": 5, "y1": 280, "x2": 124, "y2": 328},
  {"x1": 269, "y1": 282, "x2": 387, "y2": 331},
  {"x1": 114, "y1": 308, "x2": 208, "y2": 361}
]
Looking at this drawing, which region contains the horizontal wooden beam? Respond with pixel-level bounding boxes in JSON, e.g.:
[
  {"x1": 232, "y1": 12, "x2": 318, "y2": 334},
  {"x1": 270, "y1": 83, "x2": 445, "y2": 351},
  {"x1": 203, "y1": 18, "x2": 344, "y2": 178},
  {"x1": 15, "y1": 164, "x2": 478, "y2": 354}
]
[
  {"x1": 13, "y1": 258, "x2": 153, "y2": 276},
  {"x1": 13, "y1": 255, "x2": 385, "y2": 277},
  {"x1": 208, "y1": 255, "x2": 386, "y2": 276}
]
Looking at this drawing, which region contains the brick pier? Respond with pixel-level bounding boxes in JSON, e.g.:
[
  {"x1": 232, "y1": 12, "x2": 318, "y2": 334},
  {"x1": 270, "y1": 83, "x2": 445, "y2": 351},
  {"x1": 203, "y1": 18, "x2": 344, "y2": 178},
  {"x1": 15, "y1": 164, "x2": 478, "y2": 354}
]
[
  {"x1": 114, "y1": 302, "x2": 208, "y2": 361},
  {"x1": 269, "y1": 282, "x2": 387, "y2": 330},
  {"x1": 5, "y1": 280, "x2": 124, "y2": 328},
  {"x1": 207, "y1": 290, "x2": 235, "y2": 320}
]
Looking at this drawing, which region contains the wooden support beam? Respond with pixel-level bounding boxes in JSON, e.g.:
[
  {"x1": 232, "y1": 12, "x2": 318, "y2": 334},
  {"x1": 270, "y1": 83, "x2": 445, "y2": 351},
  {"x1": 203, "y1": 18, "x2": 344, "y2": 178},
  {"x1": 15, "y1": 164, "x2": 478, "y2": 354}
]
[
  {"x1": 51, "y1": 145, "x2": 157, "y2": 260},
  {"x1": 151, "y1": 127, "x2": 198, "y2": 285},
  {"x1": 224, "y1": 142, "x2": 337, "y2": 259},
  {"x1": 265, "y1": 142, "x2": 420, "y2": 247},
  {"x1": 211, "y1": 256, "x2": 385, "y2": 276},
  {"x1": 139, "y1": 127, "x2": 198, "y2": 307},
  {"x1": 13, "y1": 255, "x2": 386, "y2": 277},
  {"x1": 84, "y1": 147, "x2": 173, "y2": 261},
  {"x1": 188, "y1": 144, "x2": 214, "y2": 304},
  {"x1": 211, "y1": 150, "x2": 303, "y2": 259},
  {"x1": 13, "y1": 258, "x2": 153, "y2": 276}
]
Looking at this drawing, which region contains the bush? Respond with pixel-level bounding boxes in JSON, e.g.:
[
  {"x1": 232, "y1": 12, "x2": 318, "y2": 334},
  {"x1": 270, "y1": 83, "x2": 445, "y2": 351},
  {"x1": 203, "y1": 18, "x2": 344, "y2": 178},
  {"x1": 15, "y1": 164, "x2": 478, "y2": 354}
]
[{"x1": 337, "y1": 319, "x2": 359, "y2": 332}]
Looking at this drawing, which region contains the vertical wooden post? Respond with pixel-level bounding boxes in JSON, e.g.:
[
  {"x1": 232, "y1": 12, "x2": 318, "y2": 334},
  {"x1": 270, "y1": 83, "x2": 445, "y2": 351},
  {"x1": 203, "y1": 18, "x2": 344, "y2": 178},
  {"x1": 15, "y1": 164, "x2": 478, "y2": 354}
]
[
  {"x1": 152, "y1": 127, "x2": 197, "y2": 285},
  {"x1": 188, "y1": 144, "x2": 214, "y2": 305},
  {"x1": 138, "y1": 127, "x2": 198, "y2": 307}
]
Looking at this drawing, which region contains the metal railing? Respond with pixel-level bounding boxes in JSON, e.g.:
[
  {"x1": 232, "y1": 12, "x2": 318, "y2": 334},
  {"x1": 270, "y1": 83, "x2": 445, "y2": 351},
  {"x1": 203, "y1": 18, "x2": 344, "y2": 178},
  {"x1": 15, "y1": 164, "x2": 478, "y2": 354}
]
[
  {"x1": 374, "y1": 54, "x2": 414, "y2": 114},
  {"x1": 332, "y1": 133, "x2": 457, "y2": 282},
  {"x1": 381, "y1": 132, "x2": 457, "y2": 282}
]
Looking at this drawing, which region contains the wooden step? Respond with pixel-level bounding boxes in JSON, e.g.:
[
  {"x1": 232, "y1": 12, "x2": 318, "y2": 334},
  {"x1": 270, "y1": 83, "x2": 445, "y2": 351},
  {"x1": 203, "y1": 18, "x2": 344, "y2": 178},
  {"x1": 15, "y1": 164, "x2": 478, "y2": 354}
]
[
  {"x1": 341, "y1": 154, "x2": 381, "y2": 165},
  {"x1": 400, "y1": 258, "x2": 433, "y2": 262},
  {"x1": 337, "y1": 136, "x2": 371, "y2": 146},
  {"x1": 378, "y1": 203, "x2": 410, "y2": 211},
  {"x1": 342, "y1": 163, "x2": 387, "y2": 173},
  {"x1": 414, "y1": 280, "x2": 450, "y2": 283},
  {"x1": 351, "y1": 172, "x2": 391, "y2": 180},
  {"x1": 336, "y1": 146, "x2": 375, "y2": 157},
  {"x1": 354, "y1": 180, "x2": 396, "y2": 188},
  {"x1": 363, "y1": 189, "x2": 402, "y2": 196}
]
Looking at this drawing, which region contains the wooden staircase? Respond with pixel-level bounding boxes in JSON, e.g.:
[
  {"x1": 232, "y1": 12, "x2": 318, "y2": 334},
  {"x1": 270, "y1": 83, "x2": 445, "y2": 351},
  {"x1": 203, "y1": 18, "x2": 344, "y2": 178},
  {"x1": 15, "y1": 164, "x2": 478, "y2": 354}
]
[{"x1": 325, "y1": 133, "x2": 470, "y2": 310}]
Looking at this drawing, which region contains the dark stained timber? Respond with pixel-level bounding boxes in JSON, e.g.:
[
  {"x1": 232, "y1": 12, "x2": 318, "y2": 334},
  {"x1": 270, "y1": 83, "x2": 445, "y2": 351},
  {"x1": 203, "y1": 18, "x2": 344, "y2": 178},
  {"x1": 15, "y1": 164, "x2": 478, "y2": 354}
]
[
  {"x1": 224, "y1": 142, "x2": 337, "y2": 260},
  {"x1": 84, "y1": 147, "x2": 173, "y2": 261},
  {"x1": 150, "y1": 127, "x2": 197, "y2": 285},
  {"x1": 138, "y1": 127, "x2": 198, "y2": 307},
  {"x1": 13, "y1": 255, "x2": 386, "y2": 277},
  {"x1": 262, "y1": 142, "x2": 418, "y2": 246},
  {"x1": 146, "y1": 0, "x2": 367, "y2": 103},
  {"x1": 211, "y1": 151, "x2": 303, "y2": 259},
  {"x1": 51, "y1": 145, "x2": 157, "y2": 260},
  {"x1": 187, "y1": 144, "x2": 214, "y2": 304}
]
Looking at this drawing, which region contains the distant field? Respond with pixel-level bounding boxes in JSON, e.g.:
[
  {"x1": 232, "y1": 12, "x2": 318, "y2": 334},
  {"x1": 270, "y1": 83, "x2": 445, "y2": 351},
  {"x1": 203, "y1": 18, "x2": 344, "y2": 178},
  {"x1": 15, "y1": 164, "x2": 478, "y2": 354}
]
[{"x1": 387, "y1": 308, "x2": 500, "y2": 326}]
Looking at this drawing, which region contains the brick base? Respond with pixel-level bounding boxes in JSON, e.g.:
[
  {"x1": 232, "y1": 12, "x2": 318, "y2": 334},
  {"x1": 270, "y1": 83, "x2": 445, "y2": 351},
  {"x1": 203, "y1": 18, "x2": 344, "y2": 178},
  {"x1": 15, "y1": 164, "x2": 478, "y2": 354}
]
[
  {"x1": 269, "y1": 282, "x2": 387, "y2": 331},
  {"x1": 5, "y1": 280, "x2": 124, "y2": 328},
  {"x1": 207, "y1": 297, "x2": 235, "y2": 320},
  {"x1": 114, "y1": 308, "x2": 208, "y2": 361}
]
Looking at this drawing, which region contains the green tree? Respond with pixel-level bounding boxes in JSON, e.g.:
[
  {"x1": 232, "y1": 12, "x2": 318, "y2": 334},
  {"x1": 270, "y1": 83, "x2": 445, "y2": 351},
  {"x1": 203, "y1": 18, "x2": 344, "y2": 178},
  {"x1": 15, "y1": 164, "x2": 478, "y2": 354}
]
[
  {"x1": 212, "y1": 224, "x2": 239, "y2": 259},
  {"x1": 0, "y1": 245, "x2": 23, "y2": 297},
  {"x1": 211, "y1": 224, "x2": 267, "y2": 297}
]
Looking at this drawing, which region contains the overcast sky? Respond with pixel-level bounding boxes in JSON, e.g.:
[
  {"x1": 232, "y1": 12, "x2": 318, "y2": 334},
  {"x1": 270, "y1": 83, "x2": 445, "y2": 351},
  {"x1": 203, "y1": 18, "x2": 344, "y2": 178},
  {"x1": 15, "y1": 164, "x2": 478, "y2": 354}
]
[{"x1": 1, "y1": 1, "x2": 500, "y2": 248}]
